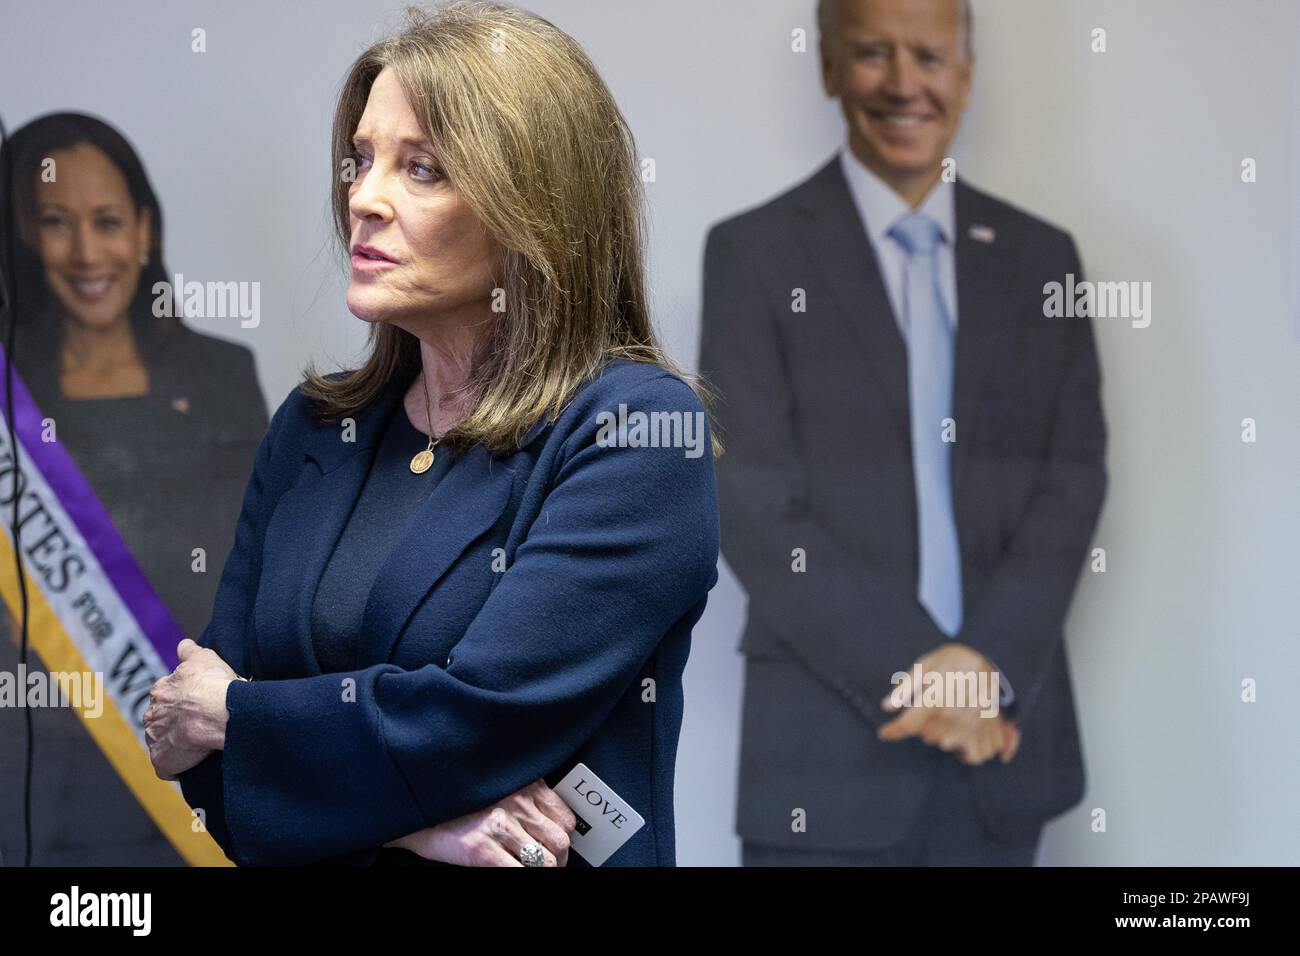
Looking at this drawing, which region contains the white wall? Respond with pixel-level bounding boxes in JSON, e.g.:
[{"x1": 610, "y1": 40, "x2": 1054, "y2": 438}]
[
  {"x1": 3, "y1": 0, "x2": 1296, "y2": 865},
  {"x1": 958, "y1": 0, "x2": 1300, "y2": 866}
]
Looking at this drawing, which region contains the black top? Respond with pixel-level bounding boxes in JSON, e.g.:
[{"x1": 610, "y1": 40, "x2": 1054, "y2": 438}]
[{"x1": 309, "y1": 399, "x2": 448, "y2": 674}]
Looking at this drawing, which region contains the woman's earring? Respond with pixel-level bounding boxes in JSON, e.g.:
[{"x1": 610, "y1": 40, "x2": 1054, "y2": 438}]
[{"x1": 139, "y1": 252, "x2": 149, "y2": 267}]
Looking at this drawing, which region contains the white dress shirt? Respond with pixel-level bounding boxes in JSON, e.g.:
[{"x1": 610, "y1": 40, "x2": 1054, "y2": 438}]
[{"x1": 839, "y1": 146, "x2": 958, "y2": 335}]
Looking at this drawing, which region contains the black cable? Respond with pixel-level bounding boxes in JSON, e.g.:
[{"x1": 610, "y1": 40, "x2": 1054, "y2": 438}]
[{"x1": 0, "y1": 110, "x2": 36, "y2": 867}]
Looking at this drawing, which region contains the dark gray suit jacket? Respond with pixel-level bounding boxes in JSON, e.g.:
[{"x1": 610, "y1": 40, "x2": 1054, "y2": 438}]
[{"x1": 698, "y1": 155, "x2": 1107, "y2": 850}]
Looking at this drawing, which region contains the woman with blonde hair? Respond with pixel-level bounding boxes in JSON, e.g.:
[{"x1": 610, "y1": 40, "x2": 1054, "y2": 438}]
[{"x1": 143, "y1": 1, "x2": 720, "y2": 867}]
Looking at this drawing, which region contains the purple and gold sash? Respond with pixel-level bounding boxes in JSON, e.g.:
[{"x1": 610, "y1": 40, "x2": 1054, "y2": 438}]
[{"x1": 0, "y1": 342, "x2": 230, "y2": 865}]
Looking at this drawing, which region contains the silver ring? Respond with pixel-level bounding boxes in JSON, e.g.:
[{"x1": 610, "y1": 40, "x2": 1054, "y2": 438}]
[{"x1": 519, "y1": 842, "x2": 546, "y2": 867}]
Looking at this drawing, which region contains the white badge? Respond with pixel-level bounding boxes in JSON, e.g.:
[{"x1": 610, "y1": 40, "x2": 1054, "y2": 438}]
[{"x1": 554, "y1": 763, "x2": 645, "y2": 866}]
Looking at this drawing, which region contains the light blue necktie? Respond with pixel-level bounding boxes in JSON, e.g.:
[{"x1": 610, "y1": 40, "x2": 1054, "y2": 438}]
[{"x1": 889, "y1": 212, "x2": 963, "y2": 637}]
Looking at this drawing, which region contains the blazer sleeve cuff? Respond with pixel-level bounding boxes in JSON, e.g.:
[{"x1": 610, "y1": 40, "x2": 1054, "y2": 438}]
[
  {"x1": 219, "y1": 670, "x2": 426, "y2": 865},
  {"x1": 177, "y1": 749, "x2": 234, "y2": 861}
]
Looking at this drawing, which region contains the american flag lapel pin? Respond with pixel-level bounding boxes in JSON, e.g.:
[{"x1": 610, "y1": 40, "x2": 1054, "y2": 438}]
[{"x1": 968, "y1": 223, "x2": 996, "y2": 243}]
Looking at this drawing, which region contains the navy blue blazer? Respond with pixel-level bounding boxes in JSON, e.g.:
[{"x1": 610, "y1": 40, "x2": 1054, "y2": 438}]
[{"x1": 178, "y1": 357, "x2": 720, "y2": 866}]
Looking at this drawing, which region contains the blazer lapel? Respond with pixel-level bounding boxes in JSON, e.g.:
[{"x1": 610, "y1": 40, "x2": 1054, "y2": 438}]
[
  {"x1": 255, "y1": 371, "x2": 522, "y2": 675},
  {"x1": 355, "y1": 442, "x2": 515, "y2": 667},
  {"x1": 951, "y1": 182, "x2": 1015, "y2": 492},
  {"x1": 793, "y1": 155, "x2": 910, "y2": 446},
  {"x1": 253, "y1": 373, "x2": 407, "y2": 678},
  {"x1": 790, "y1": 163, "x2": 1017, "y2": 490}
]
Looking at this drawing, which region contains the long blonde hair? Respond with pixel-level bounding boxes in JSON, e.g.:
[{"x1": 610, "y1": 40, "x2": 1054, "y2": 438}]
[{"x1": 300, "y1": 1, "x2": 720, "y2": 458}]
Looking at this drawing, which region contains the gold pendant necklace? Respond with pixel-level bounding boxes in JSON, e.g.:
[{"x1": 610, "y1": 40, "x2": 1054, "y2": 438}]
[
  {"x1": 410, "y1": 369, "x2": 439, "y2": 474},
  {"x1": 410, "y1": 446, "x2": 435, "y2": 474}
]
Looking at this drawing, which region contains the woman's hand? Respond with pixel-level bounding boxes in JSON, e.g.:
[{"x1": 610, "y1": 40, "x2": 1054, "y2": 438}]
[
  {"x1": 385, "y1": 779, "x2": 578, "y2": 866},
  {"x1": 144, "y1": 639, "x2": 239, "y2": 780}
]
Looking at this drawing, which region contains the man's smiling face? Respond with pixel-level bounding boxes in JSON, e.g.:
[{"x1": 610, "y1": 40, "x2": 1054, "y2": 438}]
[{"x1": 821, "y1": 0, "x2": 972, "y2": 200}]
